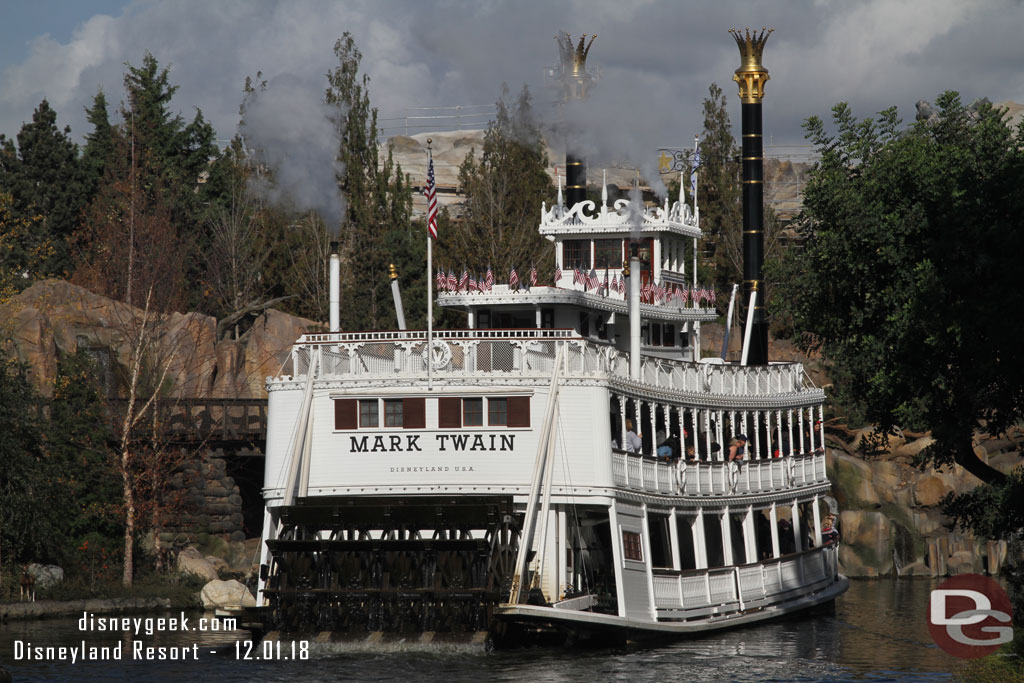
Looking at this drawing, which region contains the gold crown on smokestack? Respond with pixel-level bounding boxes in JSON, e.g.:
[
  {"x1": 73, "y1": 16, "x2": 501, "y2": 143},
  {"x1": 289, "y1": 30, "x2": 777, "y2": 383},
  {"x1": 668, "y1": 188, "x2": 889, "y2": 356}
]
[
  {"x1": 555, "y1": 32, "x2": 596, "y2": 101},
  {"x1": 729, "y1": 27, "x2": 773, "y2": 103}
]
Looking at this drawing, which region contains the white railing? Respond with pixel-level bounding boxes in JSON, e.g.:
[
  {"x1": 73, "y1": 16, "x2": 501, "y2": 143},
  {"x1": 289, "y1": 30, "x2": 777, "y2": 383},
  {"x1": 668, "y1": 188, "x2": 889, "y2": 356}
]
[
  {"x1": 610, "y1": 450, "x2": 828, "y2": 497},
  {"x1": 651, "y1": 544, "x2": 839, "y2": 616},
  {"x1": 274, "y1": 331, "x2": 813, "y2": 399}
]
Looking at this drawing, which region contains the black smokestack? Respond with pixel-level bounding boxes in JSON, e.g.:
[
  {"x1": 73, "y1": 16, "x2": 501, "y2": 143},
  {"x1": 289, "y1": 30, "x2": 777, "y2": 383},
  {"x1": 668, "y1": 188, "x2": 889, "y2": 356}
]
[
  {"x1": 556, "y1": 32, "x2": 596, "y2": 207},
  {"x1": 730, "y1": 27, "x2": 773, "y2": 366}
]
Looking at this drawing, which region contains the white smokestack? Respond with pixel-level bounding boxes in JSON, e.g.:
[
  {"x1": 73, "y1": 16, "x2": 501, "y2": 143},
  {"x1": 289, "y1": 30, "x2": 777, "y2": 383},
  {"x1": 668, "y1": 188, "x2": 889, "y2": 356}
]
[
  {"x1": 329, "y1": 242, "x2": 340, "y2": 332},
  {"x1": 629, "y1": 243, "x2": 641, "y2": 381}
]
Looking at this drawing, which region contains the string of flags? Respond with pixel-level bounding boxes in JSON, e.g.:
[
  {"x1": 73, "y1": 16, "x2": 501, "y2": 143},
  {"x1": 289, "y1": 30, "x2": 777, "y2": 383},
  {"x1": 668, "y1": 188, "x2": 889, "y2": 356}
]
[{"x1": 432, "y1": 264, "x2": 717, "y2": 307}]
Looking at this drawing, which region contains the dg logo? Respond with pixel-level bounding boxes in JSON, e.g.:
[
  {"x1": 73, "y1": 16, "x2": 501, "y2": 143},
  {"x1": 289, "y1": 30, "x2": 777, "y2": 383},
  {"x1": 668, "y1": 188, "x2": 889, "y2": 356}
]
[{"x1": 927, "y1": 573, "x2": 1013, "y2": 658}]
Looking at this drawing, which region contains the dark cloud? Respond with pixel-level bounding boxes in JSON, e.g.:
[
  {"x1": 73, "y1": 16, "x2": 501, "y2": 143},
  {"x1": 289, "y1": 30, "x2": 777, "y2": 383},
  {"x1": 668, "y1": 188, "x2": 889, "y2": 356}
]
[{"x1": 0, "y1": 0, "x2": 1019, "y2": 177}]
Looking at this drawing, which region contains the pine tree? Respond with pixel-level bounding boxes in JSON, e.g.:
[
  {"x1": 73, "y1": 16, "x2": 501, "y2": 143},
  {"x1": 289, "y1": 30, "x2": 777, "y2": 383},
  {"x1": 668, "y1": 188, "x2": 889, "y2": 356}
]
[
  {"x1": 0, "y1": 99, "x2": 84, "y2": 277},
  {"x1": 695, "y1": 84, "x2": 741, "y2": 292},
  {"x1": 450, "y1": 84, "x2": 554, "y2": 278},
  {"x1": 325, "y1": 33, "x2": 414, "y2": 330},
  {"x1": 81, "y1": 91, "x2": 116, "y2": 204}
]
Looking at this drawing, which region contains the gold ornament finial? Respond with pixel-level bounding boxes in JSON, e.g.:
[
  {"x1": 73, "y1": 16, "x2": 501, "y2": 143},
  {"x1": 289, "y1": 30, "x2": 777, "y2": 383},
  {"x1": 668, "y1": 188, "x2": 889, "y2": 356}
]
[
  {"x1": 389, "y1": 263, "x2": 398, "y2": 280},
  {"x1": 555, "y1": 31, "x2": 596, "y2": 101},
  {"x1": 729, "y1": 27, "x2": 773, "y2": 103}
]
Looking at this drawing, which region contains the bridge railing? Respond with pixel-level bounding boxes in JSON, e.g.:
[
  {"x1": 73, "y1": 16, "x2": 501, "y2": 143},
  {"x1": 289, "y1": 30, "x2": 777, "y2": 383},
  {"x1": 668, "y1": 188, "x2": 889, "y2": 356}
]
[{"x1": 106, "y1": 398, "x2": 268, "y2": 442}]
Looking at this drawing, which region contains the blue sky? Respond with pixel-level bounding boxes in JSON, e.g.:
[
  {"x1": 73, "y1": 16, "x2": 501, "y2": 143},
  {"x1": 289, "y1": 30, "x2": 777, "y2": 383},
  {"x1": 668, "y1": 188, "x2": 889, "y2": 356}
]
[{"x1": 1, "y1": 0, "x2": 1021, "y2": 178}]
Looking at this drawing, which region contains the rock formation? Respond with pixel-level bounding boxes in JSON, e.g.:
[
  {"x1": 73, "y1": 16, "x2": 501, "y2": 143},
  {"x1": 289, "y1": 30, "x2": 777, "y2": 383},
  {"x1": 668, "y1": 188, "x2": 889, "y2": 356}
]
[{"x1": 9, "y1": 279, "x2": 317, "y2": 398}]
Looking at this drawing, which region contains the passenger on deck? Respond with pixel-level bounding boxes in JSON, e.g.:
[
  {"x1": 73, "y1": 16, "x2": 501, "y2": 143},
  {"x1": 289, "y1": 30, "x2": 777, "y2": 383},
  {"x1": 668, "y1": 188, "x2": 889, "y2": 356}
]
[
  {"x1": 778, "y1": 519, "x2": 796, "y2": 554},
  {"x1": 822, "y1": 514, "x2": 840, "y2": 545},
  {"x1": 624, "y1": 419, "x2": 643, "y2": 453},
  {"x1": 657, "y1": 428, "x2": 682, "y2": 463},
  {"x1": 728, "y1": 434, "x2": 747, "y2": 462}
]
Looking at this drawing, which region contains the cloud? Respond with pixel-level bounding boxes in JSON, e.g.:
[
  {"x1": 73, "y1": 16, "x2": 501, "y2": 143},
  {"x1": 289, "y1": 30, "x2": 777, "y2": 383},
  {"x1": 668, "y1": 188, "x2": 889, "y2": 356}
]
[{"x1": 0, "y1": 0, "x2": 1020, "y2": 182}]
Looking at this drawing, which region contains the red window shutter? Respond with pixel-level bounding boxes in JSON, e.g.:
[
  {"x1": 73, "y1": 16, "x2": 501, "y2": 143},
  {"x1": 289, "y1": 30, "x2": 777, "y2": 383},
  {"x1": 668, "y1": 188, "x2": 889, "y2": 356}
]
[
  {"x1": 403, "y1": 397, "x2": 426, "y2": 429},
  {"x1": 438, "y1": 397, "x2": 462, "y2": 428},
  {"x1": 335, "y1": 399, "x2": 357, "y2": 430},
  {"x1": 507, "y1": 396, "x2": 530, "y2": 427}
]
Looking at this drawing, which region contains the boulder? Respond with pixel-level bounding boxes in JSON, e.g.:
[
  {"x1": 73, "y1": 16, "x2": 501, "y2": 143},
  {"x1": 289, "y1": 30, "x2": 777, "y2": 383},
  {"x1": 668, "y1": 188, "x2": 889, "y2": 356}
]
[
  {"x1": 892, "y1": 436, "x2": 935, "y2": 460},
  {"x1": 177, "y1": 546, "x2": 219, "y2": 582},
  {"x1": 27, "y1": 564, "x2": 64, "y2": 590},
  {"x1": 200, "y1": 579, "x2": 256, "y2": 609},
  {"x1": 242, "y1": 309, "x2": 317, "y2": 397},
  {"x1": 899, "y1": 561, "x2": 935, "y2": 577},
  {"x1": 912, "y1": 476, "x2": 952, "y2": 508},
  {"x1": 948, "y1": 550, "x2": 981, "y2": 576},
  {"x1": 204, "y1": 555, "x2": 230, "y2": 574}
]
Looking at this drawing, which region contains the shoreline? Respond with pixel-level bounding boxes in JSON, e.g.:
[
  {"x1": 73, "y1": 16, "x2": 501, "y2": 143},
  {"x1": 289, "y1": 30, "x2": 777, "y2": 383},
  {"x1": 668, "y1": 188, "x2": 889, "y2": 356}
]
[{"x1": 0, "y1": 597, "x2": 174, "y2": 623}]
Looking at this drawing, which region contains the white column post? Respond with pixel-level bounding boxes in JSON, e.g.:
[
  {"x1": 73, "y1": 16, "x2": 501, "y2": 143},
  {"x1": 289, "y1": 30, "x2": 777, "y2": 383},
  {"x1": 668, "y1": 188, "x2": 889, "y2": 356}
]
[
  {"x1": 721, "y1": 510, "x2": 734, "y2": 566},
  {"x1": 791, "y1": 500, "x2": 802, "y2": 552},
  {"x1": 693, "y1": 510, "x2": 708, "y2": 569},
  {"x1": 769, "y1": 503, "x2": 781, "y2": 558},
  {"x1": 812, "y1": 495, "x2": 822, "y2": 548}
]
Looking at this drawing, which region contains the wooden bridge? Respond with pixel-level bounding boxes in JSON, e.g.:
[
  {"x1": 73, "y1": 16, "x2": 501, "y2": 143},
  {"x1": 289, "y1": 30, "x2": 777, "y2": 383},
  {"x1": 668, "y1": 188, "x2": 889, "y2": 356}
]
[{"x1": 107, "y1": 398, "x2": 268, "y2": 448}]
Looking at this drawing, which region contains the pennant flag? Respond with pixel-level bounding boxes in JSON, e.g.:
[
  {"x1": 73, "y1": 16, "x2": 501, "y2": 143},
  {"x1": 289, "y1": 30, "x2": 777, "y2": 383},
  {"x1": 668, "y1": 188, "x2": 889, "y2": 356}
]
[{"x1": 426, "y1": 156, "x2": 438, "y2": 239}]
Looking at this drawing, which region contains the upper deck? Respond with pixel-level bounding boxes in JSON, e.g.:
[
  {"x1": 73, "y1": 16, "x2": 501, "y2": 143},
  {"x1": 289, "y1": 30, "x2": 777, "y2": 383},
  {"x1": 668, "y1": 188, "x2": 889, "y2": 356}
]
[{"x1": 270, "y1": 328, "x2": 823, "y2": 411}]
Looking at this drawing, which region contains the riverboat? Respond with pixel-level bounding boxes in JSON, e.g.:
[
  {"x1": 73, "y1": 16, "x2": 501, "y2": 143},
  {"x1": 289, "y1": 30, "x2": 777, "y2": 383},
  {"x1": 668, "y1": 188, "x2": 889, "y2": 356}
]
[{"x1": 254, "y1": 29, "x2": 847, "y2": 645}]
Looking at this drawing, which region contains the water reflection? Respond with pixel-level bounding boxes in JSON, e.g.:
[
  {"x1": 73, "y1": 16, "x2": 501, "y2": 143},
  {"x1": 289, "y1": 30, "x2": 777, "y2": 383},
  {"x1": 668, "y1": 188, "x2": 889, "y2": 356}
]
[{"x1": 0, "y1": 579, "x2": 961, "y2": 681}]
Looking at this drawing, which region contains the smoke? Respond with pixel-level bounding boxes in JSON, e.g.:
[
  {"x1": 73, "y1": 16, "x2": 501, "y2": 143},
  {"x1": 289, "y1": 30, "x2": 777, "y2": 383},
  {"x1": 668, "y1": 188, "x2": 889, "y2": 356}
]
[
  {"x1": 240, "y1": 73, "x2": 347, "y2": 234},
  {"x1": 626, "y1": 184, "x2": 645, "y2": 241}
]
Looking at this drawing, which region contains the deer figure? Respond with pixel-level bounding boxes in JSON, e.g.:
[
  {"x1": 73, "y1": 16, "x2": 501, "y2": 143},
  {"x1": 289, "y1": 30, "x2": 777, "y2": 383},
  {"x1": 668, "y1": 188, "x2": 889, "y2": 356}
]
[{"x1": 19, "y1": 566, "x2": 35, "y2": 602}]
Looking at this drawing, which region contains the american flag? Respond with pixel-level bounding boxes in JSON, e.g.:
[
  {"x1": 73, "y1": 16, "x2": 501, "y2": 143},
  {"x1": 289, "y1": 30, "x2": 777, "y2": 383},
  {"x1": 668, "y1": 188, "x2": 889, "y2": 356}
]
[
  {"x1": 641, "y1": 280, "x2": 653, "y2": 303},
  {"x1": 530, "y1": 264, "x2": 538, "y2": 287},
  {"x1": 426, "y1": 155, "x2": 438, "y2": 240},
  {"x1": 509, "y1": 266, "x2": 519, "y2": 289},
  {"x1": 573, "y1": 267, "x2": 584, "y2": 286},
  {"x1": 485, "y1": 264, "x2": 493, "y2": 291},
  {"x1": 459, "y1": 268, "x2": 468, "y2": 292},
  {"x1": 447, "y1": 269, "x2": 457, "y2": 291},
  {"x1": 587, "y1": 268, "x2": 598, "y2": 291},
  {"x1": 468, "y1": 273, "x2": 477, "y2": 292},
  {"x1": 554, "y1": 265, "x2": 562, "y2": 283},
  {"x1": 602, "y1": 268, "x2": 609, "y2": 296},
  {"x1": 618, "y1": 275, "x2": 625, "y2": 294},
  {"x1": 709, "y1": 288, "x2": 716, "y2": 305},
  {"x1": 436, "y1": 268, "x2": 446, "y2": 291}
]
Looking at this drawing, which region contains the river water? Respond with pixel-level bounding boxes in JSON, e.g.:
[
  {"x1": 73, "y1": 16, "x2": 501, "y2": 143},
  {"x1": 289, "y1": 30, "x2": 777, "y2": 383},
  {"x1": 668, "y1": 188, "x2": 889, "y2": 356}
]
[{"x1": 1, "y1": 579, "x2": 966, "y2": 682}]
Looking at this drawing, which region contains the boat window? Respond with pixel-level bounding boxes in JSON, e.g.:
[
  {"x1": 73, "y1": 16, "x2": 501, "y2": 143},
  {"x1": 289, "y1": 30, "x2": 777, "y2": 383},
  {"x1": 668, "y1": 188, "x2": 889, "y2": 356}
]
[
  {"x1": 464, "y1": 398, "x2": 483, "y2": 426},
  {"x1": 677, "y1": 516, "x2": 697, "y2": 570},
  {"x1": 541, "y1": 308, "x2": 554, "y2": 329},
  {"x1": 663, "y1": 324, "x2": 676, "y2": 347},
  {"x1": 488, "y1": 398, "x2": 508, "y2": 426},
  {"x1": 563, "y1": 239, "x2": 591, "y2": 269},
  {"x1": 649, "y1": 514, "x2": 672, "y2": 568},
  {"x1": 359, "y1": 399, "x2": 379, "y2": 428},
  {"x1": 594, "y1": 239, "x2": 623, "y2": 269},
  {"x1": 622, "y1": 530, "x2": 643, "y2": 562},
  {"x1": 384, "y1": 399, "x2": 403, "y2": 427},
  {"x1": 705, "y1": 515, "x2": 726, "y2": 568}
]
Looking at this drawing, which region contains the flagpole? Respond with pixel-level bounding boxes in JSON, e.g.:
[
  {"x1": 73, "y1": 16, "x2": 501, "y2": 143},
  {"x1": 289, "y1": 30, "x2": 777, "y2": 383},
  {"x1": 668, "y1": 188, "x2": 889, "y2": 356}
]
[{"x1": 426, "y1": 139, "x2": 434, "y2": 391}]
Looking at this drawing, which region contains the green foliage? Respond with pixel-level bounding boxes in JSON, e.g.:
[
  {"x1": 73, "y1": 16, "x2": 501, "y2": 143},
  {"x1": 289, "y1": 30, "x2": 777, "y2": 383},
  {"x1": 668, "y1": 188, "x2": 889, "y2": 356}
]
[
  {"x1": 771, "y1": 92, "x2": 1024, "y2": 488},
  {"x1": 695, "y1": 83, "x2": 741, "y2": 292},
  {"x1": 324, "y1": 33, "x2": 415, "y2": 330},
  {"x1": 48, "y1": 350, "x2": 122, "y2": 550},
  {"x1": 0, "y1": 99, "x2": 85, "y2": 277},
  {"x1": 0, "y1": 350, "x2": 64, "y2": 563},
  {"x1": 449, "y1": 84, "x2": 554, "y2": 277}
]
